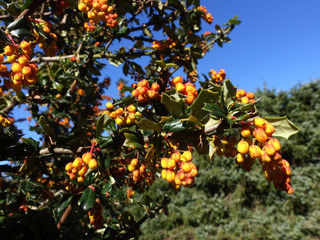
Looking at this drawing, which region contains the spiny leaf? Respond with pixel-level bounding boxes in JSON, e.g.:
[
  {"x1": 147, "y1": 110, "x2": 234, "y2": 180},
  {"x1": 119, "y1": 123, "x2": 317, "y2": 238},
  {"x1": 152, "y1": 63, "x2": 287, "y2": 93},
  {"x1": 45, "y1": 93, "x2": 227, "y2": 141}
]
[
  {"x1": 137, "y1": 118, "x2": 162, "y2": 133},
  {"x1": 265, "y1": 116, "x2": 300, "y2": 139},
  {"x1": 96, "y1": 113, "x2": 112, "y2": 137}
]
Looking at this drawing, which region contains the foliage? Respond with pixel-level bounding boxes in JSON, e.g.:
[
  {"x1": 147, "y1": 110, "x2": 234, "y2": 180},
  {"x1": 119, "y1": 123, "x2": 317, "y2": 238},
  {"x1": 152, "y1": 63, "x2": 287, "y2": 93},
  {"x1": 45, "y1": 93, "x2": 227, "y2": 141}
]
[{"x1": 0, "y1": 0, "x2": 299, "y2": 239}]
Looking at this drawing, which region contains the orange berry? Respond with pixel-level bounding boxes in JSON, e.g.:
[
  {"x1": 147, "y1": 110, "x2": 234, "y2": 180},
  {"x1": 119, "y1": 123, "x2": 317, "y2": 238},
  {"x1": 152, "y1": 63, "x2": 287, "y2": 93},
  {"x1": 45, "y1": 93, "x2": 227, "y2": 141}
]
[
  {"x1": 167, "y1": 158, "x2": 176, "y2": 170},
  {"x1": 268, "y1": 138, "x2": 281, "y2": 151},
  {"x1": 78, "y1": 166, "x2": 88, "y2": 176},
  {"x1": 182, "y1": 151, "x2": 193, "y2": 162},
  {"x1": 253, "y1": 117, "x2": 267, "y2": 129},
  {"x1": 20, "y1": 41, "x2": 31, "y2": 50},
  {"x1": 264, "y1": 144, "x2": 276, "y2": 156},
  {"x1": 73, "y1": 157, "x2": 83, "y2": 169},
  {"x1": 253, "y1": 128, "x2": 268, "y2": 143},
  {"x1": 171, "y1": 152, "x2": 181, "y2": 162},
  {"x1": 166, "y1": 169, "x2": 175, "y2": 182},
  {"x1": 172, "y1": 76, "x2": 183, "y2": 85},
  {"x1": 161, "y1": 158, "x2": 168, "y2": 169},
  {"x1": 241, "y1": 96, "x2": 249, "y2": 104},
  {"x1": 181, "y1": 162, "x2": 191, "y2": 173},
  {"x1": 106, "y1": 102, "x2": 113, "y2": 109},
  {"x1": 130, "y1": 158, "x2": 138, "y2": 167},
  {"x1": 246, "y1": 92, "x2": 255, "y2": 99},
  {"x1": 131, "y1": 89, "x2": 139, "y2": 97},
  {"x1": 0, "y1": 54, "x2": 4, "y2": 63},
  {"x1": 237, "y1": 140, "x2": 249, "y2": 154},
  {"x1": 0, "y1": 64, "x2": 7, "y2": 72},
  {"x1": 4, "y1": 45, "x2": 15, "y2": 56},
  {"x1": 22, "y1": 66, "x2": 33, "y2": 76},
  {"x1": 78, "y1": 2, "x2": 87, "y2": 12},
  {"x1": 236, "y1": 153, "x2": 246, "y2": 164},
  {"x1": 236, "y1": 89, "x2": 246, "y2": 98},
  {"x1": 161, "y1": 169, "x2": 167, "y2": 180},
  {"x1": 11, "y1": 62, "x2": 22, "y2": 73},
  {"x1": 265, "y1": 123, "x2": 275, "y2": 136},
  {"x1": 241, "y1": 125, "x2": 251, "y2": 138},
  {"x1": 249, "y1": 145, "x2": 261, "y2": 159},
  {"x1": 65, "y1": 162, "x2": 73, "y2": 171},
  {"x1": 88, "y1": 159, "x2": 98, "y2": 169},
  {"x1": 259, "y1": 150, "x2": 272, "y2": 164},
  {"x1": 115, "y1": 116, "x2": 125, "y2": 125},
  {"x1": 77, "y1": 176, "x2": 85, "y2": 183}
]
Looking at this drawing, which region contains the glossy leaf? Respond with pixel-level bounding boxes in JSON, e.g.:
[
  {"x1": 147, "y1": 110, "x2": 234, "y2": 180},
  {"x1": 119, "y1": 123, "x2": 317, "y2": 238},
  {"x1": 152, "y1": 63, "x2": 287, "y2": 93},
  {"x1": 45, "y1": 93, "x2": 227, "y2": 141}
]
[{"x1": 80, "y1": 187, "x2": 96, "y2": 212}]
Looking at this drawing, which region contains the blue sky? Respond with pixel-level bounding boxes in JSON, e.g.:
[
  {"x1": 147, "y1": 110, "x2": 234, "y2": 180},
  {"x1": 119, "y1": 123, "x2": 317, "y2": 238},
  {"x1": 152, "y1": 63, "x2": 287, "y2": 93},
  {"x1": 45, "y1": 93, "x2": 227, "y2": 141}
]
[
  {"x1": 11, "y1": 0, "x2": 320, "y2": 139},
  {"x1": 103, "y1": 0, "x2": 320, "y2": 95}
]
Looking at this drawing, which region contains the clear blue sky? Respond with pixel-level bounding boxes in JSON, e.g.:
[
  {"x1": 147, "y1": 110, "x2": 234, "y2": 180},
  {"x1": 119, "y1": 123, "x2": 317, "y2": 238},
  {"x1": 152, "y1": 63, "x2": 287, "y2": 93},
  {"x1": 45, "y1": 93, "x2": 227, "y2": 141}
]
[
  {"x1": 104, "y1": 0, "x2": 320, "y2": 95},
  {"x1": 12, "y1": 0, "x2": 320, "y2": 139}
]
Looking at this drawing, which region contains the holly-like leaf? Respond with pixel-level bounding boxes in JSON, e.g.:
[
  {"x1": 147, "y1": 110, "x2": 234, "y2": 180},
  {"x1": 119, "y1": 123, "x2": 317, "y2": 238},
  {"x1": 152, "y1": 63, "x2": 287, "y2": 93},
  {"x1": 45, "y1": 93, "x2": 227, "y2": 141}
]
[
  {"x1": 163, "y1": 119, "x2": 185, "y2": 132},
  {"x1": 96, "y1": 113, "x2": 112, "y2": 137},
  {"x1": 203, "y1": 103, "x2": 227, "y2": 119},
  {"x1": 123, "y1": 132, "x2": 143, "y2": 149},
  {"x1": 222, "y1": 79, "x2": 237, "y2": 109},
  {"x1": 161, "y1": 89, "x2": 185, "y2": 118},
  {"x1": 38, "y1": 116, "x2": 58, "y2": 142},
  {"x1": 265, "y1": 116, "x2": 300, "y2": 139},
  {"x1": 80, "y1": 187, "x2": 96, "y2": 212},
  {"x1": 190, "y1": 89, "x2": 219, "y2": 122},
  {"x1": 137, "y1": 118, "x2": 162, "y2": 133}
]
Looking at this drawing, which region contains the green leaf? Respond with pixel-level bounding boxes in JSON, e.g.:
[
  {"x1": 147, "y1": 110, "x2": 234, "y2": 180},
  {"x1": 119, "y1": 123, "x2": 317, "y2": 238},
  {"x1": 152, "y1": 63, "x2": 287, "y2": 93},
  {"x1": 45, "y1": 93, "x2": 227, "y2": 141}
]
[
  {"x1": 179, "y1": 115, "x2": 204, "y2": 127},
  {"x1": 137, "y1": 118, "x2": 162, "y2": 133},
  {"x1": 165, "y1": 63, "x2": 179, "y2": 69},
  {"x1": 265, "y1": 116, "x2": 300, "y2": 139},
  {"x1": 163, "y1": 119, "x2": 185, "y2": 132},
  {"x1": 123, "y1": 132, "x2": 143, "y2": 149},
  {"x1": 145, "y1": 137, "x2": 162, "y2": 174},
  {"x1": 21, "y1": 137, "x2": 40, "y2": 151},
  {"x1": 80, "y1": 187, "x2": 96, "y2": 212},
  {"x1": 7, "y1": 17, "x2": 27, "y2": 31},
  {"x1": 127, "y1": 60, "x2": 145, "y2": 75},
  {"x1": 57, "y1": 196, "x2": 73, "y2": 217},
  {"x1": 38, "y1": 116, "x2": 58, "y2": 142},
  {"x1": 161, "y1": 89, "x2": 185, "y2": 118},
  {"x1": 96, "y1": 113, "x2": 112, "y2": 137},
  {"x1": 222, "y1": 79, "x2": 237, "y2": 109},
  {"x1": 21, "y1": 0, "x2": 33, "y2": 10},
  {"x1": 18, "y1": 156, "x2": 38, "y2": 176},
  {"x1": 203, "y1": 103, "x2": 227, "y2": 119},
  {"x1": 190, "y1": 89, "x2": 219, "y2": 122},
  {"x1": 10, "y1": 28, "x2": 32, "y2": 38}
]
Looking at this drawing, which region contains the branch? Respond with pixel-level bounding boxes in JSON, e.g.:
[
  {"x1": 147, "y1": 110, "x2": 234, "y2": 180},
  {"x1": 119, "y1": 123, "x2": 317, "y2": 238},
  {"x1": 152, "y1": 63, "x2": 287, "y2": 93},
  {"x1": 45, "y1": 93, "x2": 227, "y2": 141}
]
[
  {"x1": 16, "y1": 0, "x2": 47, "y2": 21},
  {"x1": 39, "y1": 146, "x2": 89, "y2": 155}
]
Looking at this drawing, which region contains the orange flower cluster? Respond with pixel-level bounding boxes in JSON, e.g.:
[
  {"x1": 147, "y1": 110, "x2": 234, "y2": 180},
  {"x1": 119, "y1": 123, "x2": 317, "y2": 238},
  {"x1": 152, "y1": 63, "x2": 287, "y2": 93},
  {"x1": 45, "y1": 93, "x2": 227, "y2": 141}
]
[
  {"x1": 88, "y1": 199, "x2": 103, "y2": 229},
  {"x1": 236, "y1": 117, "x2": 293, "y2": 194},
  {"x1": 65, "y1": 152, "x2": 98, "y2": 183},
  {"x1": 210, "y1": 69, "x2": 226, "y2": 85},
  {"x1": 0, "y1": 115, "x2": 13, "y2": 128},
  {"x1": 31, "y1": 18, "x2": 59, "y2": 57},
  {"x1": 106, "y1": 103, "x2": 142, "y2": 125},
  {"x1": 197, "y1": 6, "x2": 213, "y2": 24},
  {"x1": 128, "y1": 158, "x2": 155, "y2": 185},
  {"x1": 78, "y1": 0, "x2": 119, "y2": 31},
  {"x1": 131, "y1": 79, "x2": 161, "y2": 104},
  {"x1": 172, "y1": 76, "x2": 198, "y2": 105},
  {"x1": 161, "y1": 151, "x2": 198, "y2": 189},
  {"x1": 152, "y1": 38, "x2": 177, "y2": 51},
  {"x1": 1, "y1": 41, "x2": 39, "y2": 92},
  {"x1": 236, "y1": 89, "x2": 255, "y2": 104}
]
